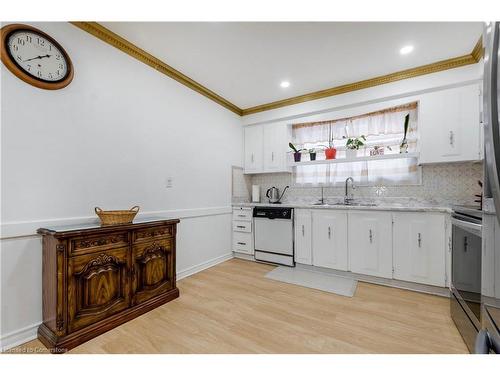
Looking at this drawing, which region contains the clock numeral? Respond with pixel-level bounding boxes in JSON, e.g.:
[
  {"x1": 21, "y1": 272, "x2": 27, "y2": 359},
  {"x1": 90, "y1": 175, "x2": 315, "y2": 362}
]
[
  {"x1": 36, "y1": 38, "x2": 45, "y2": 46},
  {"x1": 26, "y1": 35, "x2": 32, "y2": 43},
  {"x1": 16, "y1": 55, "x2": 22, "y2": 61},
  {"x1": 17, "y1": 38, "x2": 25, "y2": 46},
  {"x1": 48, "y1": 73, "x2": 53, "y2": 79},
  {"x1": 56, "y1": 70, "x2": 60, "y2": 76},
  {"x1": 12, "y1": 44, "x2": 18, "y2": 51},
  {"x1": 58, "y1": 63, "x2": 64, "y2": 69},
  {"x1": 37, "y1": 71, "x2": 42, "y2": 78},
  {"x1": 55, "y1": 55, "x2": 61, "y2": 60},
  {"x1": 26, "y1": 64, "x2": 31, "y2": 71}
]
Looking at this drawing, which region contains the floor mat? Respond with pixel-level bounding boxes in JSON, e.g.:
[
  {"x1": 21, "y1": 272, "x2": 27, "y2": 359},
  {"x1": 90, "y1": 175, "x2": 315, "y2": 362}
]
[{"x1": 265, "y1": 266, "x2": 358, "y2": 297}]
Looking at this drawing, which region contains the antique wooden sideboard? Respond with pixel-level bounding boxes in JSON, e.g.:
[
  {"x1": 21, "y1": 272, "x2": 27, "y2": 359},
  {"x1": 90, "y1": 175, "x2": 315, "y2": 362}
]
[{"x1": 37, "y1": 217, "x2": 180, "y2": 352}]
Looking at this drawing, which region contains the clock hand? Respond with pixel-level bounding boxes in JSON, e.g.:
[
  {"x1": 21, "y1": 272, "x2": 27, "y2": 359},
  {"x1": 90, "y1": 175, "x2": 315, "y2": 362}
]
[{"x1": 23, "y1": 54, "x2": 51, "y2": 62}]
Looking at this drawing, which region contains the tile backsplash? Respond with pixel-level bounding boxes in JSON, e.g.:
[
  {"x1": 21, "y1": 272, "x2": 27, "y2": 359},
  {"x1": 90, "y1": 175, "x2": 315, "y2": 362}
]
[{"x1": 249, "y1": 162, "x2": 483, "y2": 206}]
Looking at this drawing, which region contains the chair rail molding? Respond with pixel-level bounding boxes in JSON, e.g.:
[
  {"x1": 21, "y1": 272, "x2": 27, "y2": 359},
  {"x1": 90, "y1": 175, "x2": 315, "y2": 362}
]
[{"x1": 0, "y1": 206, "x2": 232, "y2": 239}]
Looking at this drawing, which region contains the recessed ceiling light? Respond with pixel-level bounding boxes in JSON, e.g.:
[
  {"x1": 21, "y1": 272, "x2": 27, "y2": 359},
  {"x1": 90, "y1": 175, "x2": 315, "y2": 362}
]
[
  {"x1": 280, "y1": 81, "x2": 290, "y2": 88},
  {"x1": 400, "y1": 45, "x2": 414, "y2": 55}
]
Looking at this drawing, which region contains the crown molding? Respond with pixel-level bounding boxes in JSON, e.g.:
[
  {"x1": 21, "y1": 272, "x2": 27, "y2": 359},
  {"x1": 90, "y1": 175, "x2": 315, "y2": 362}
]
[
  {"x1": 70, "y1": 22, "x2": 243, "y2": 115},
  {"x1": 471, "y1": 35, "x2": 484, "y2": 62},
  {"x1": 70, "y1": 22, "x2": 482, "y2": 118},
  {"x1": 242, "y1": 38, "x2": 483, "y2": 116}
]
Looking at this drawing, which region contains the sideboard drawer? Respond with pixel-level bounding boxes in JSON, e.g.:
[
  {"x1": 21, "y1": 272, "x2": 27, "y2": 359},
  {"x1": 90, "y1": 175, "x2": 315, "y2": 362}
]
[
  {"x1": 133, "y1": 225, "x2": 173, "y2": 243},
  {"x1": 70, "y1": 232, "x2": 128, "y2": 256}
]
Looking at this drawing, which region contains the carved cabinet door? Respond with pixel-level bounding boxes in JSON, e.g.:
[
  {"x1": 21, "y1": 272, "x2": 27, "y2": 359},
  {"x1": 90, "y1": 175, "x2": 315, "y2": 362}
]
[
  {"x1": 67, "y1": 247, "x2": 130, "y2": 333},
  {"x1": 132, "y1": 239, "x2": 174, "y2": 305}
]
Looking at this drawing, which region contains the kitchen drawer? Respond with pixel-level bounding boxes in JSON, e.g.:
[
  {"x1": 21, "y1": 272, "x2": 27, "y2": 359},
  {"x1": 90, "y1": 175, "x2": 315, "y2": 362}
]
[
  {"x1": 232, "y1": 208, "x2": 253, "y2": 222},
  {"x1": 133, "y1": 225, "x2": 173, "y2": 243},
  {"x1": 70, "y1": 232, "x2": 128, "y2": 256},
  {"x1": 233, "y1": 232, "x2": 253, "y2": 254},
  {"x1": 233, "y1": 220, "x2": 252, "y2": 233}
]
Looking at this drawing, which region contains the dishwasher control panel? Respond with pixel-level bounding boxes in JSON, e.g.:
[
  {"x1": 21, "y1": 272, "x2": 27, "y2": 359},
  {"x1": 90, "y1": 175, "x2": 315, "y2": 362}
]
[{"x1": 253, "y1": 207, "x2": 293, "y2": 220}]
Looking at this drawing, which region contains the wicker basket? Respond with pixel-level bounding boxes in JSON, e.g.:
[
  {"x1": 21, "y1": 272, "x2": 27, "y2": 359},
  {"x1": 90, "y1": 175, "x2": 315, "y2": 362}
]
[{"x1": 95, "y1": 206, "x2": 140, "y2": 225}]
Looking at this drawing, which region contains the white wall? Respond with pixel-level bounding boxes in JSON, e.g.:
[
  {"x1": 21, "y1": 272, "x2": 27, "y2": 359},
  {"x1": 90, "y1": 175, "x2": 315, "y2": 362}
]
[{"x1": 0, "y1": 22, "x2": 242, "y2": 349}]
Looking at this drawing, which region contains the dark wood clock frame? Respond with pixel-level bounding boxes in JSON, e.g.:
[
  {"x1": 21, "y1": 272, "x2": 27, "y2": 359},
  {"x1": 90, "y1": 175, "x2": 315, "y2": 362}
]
[{"x1": 0, "y1": 23, "x2": 74, "y2": 90}]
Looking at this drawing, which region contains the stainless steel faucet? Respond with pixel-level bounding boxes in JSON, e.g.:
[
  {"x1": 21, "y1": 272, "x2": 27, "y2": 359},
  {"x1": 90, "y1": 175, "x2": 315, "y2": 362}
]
[
  {"x1": 344, "y1": 177, "x2": 355, "y2": 204},
  {"x1": 318, "y1": 186, "x2": 325, "y2": 204}
]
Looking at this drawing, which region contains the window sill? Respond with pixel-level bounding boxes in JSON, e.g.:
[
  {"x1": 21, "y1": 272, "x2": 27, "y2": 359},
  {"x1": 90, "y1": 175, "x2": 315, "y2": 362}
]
[{"x1": 288, "y1": 152, "x2": 420, "y2": 167}]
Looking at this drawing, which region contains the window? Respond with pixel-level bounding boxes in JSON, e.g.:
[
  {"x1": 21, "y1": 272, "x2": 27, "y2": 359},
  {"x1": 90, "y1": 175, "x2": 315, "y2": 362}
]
[{"x1": 292, "y1": 102, "x2": 420, "y2": 186}]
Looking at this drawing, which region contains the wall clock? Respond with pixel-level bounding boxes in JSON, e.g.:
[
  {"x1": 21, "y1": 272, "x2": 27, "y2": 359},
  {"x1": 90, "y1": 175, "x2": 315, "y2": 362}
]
[{"x1": 1, "y1": 24, "x2": 74, "y2": 90}]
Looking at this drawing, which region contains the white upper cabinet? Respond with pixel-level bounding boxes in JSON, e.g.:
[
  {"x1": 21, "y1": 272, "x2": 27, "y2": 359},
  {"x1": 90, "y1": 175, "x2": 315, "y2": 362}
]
[
  {"x1": 244, "y1": 123, "x2": 291, "y2": 174},
  {"x1": 312, "y1": 210, "x2": 348, "y2": 271},
  {"x1": 244, "y1": 125, "x2": 264, "y2": 173},
  {"x1": 294, "y1": 209, "x2": 312, "y2": 265},
  {"x1": 419, "y1": 84, "x2": 482, "y2": 164},
  {"x1": 393, "y1": 213, "x2": 446, "y2": 287},
  {"x1": 348, "y1": 211, "x2": 393, "y2": 278}
]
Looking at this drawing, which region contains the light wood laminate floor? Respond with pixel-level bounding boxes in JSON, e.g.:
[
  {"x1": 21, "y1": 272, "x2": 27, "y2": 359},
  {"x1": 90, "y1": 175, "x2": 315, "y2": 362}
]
[{"x1": 13, "y1": 258, "x2": 468, "y2": 354}]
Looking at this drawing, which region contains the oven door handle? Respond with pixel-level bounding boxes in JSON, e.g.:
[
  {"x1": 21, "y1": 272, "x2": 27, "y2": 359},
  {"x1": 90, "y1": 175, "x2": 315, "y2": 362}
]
[{"x1": 451, "y1": 217, "x2": 482, "y2": 237}]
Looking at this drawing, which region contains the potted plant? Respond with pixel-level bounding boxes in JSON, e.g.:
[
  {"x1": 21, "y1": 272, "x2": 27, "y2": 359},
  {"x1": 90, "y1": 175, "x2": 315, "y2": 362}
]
[
  {"x1": 344, "y1": 135, "x2": 366, "y2": 159},
  {"x1": 399, "y1": 113, "x2": 410, "y2": 153},
  {"x1": 318, "y1": 127, "x2": 337, "y2": 160},
  {"x1": 289, "y1": 142, "x2": 305, "y2": 162},
  {"x1": 308, "y1": 148, "x2": 317, "y2": 161}
]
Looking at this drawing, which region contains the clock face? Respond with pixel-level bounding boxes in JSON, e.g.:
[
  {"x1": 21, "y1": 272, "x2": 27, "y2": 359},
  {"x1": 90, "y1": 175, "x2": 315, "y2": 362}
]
[{"x1": 7, "y1": 30, "x2": 69, "y2": 82}]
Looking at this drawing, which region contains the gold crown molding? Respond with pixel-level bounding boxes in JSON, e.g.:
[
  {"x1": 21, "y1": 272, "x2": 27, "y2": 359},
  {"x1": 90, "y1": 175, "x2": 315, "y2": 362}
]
[
  {"x1": 242, "y1": 42, "x2": 482, "y2": 116},
  {"x1": 70, "y1": 21, "x2": 482, "y2": 117},
  {"x1": 471, "y1": 36, "x2": 484, "y2": 62},
  {"x1": 70, "y1": 22, "x2": 243, "y2": 116}
]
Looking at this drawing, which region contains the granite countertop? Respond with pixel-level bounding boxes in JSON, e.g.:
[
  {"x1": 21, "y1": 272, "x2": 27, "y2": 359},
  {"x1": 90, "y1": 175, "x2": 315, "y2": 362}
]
[{"x1": 232, "y1": 200, "x2": 454, "y2": 213}]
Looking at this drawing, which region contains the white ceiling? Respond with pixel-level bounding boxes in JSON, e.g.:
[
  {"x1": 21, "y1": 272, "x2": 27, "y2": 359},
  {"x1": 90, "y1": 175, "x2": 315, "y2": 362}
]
[{"x1": 103, "y1": 22, "x2": 483, "y2": 109}]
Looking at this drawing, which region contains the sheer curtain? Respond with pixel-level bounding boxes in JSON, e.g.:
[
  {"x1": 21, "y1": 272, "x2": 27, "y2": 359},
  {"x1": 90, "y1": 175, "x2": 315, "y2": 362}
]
[{"x1": 293, "y1": 103, "x2": 420, "y2": 186}]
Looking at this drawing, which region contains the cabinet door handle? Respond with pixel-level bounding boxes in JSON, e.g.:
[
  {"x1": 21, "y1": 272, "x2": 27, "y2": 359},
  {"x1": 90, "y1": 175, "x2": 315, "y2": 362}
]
[
  {"x1": 418, "y1": 233, "x2": 422, "y2": 247},
  {"x1": 237, "y1": 242, "x2": 246, "y2": 246},
  {"x1": 237, "y1": 214, "x2": 246, "y2": 217},
  {"x1": 271, "y1": 152, "x2": 274, "y2": 161},
  {"x1": 236, "y1": 225, "x2": 246, "y2": 229},
  {"x1": 328, "y1": 226, "x2": 331, "y2": 239},
  {"x1": 369, "y1": 229, "x2": 373, "y2": 243},
  {"x1": 464, "y1": 236, "x2": 468, "y2": 252},
  {"x1": 449, "y1": 130, "x2": 454, "y2": 146},
  {"x1": 302, "y1": 225, "x2": 305, "y2": 236},
  {"x1": 251, "y1": 153, "x2": 254, "y2": 163}
]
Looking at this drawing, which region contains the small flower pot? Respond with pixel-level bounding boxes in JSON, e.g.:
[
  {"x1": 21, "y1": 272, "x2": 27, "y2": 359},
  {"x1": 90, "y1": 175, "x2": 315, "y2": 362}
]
[
  {"x1": 309, "y1": 152, "x2": 317, "y2": 161},
  {"x1": 346, "y1": 149, "x2": 357, "y2": 159},
  {"x1": 293, "y1": 152, "x2": 302, "y2": 162},
  {"x1": 324, "y1": 148, "x2": 337, "y2": 160}
]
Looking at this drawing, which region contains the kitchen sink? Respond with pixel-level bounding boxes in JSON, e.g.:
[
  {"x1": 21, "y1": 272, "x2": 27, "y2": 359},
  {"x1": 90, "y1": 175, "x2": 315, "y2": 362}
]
[{"x1": 311, "y1": 202, "x2": 378, "y2": 207}]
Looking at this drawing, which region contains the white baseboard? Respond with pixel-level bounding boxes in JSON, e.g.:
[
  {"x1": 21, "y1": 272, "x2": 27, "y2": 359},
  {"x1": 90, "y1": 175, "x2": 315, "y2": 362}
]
[
  {"x1": 177, "y1": 252, "x2": 234, "y2": 281},
  {"x1": 233, "y1": 252, "x2": 255, "y2": 261},
  {"x1": 0, "y1": 252, "x2": 234, "y2": 351},
  {"x1": 0, "y1": 322, "x2": 40, "y2": 352}
]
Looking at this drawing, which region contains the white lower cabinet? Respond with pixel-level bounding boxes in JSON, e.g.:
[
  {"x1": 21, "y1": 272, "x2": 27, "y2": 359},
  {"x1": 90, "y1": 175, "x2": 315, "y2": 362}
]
[
  {"x1": 393, "y1": 213, "x2": 446, "y2": 287},
  {"x1": 312, "y1": 210, "x2": 348, "y2": 271},
  {"x1": 294, "y1": 209, "x2": 312, "y2": 265},
  {"x1": 348, "y1": 211, "x2": 393, "y2": 278},
  {"x1": 232, "y1": 207, "x2": 254, "y2": 255},
  {"x1": 291, "y1": 208, "x2": 447, "y2": 287}
]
